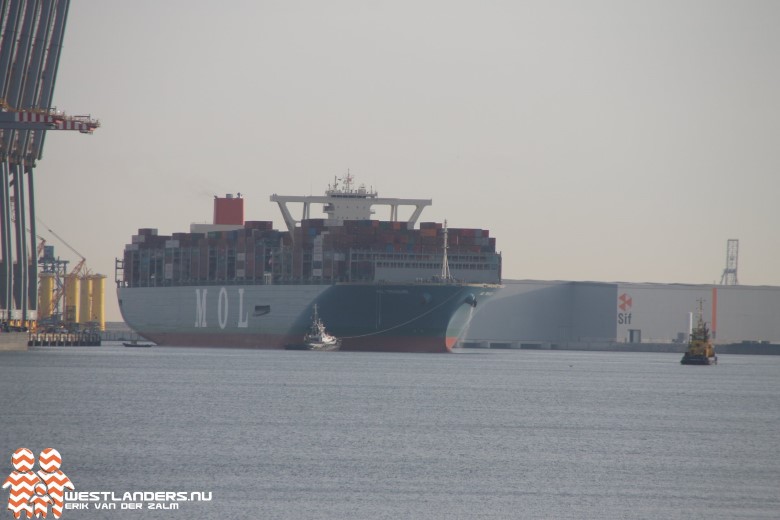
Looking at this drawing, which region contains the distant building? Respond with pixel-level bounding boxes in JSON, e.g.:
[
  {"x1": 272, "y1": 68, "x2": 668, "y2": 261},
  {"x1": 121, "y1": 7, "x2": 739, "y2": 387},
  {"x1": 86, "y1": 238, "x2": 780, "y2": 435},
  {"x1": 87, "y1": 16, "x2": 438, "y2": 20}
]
[{"x1": 465, "y1": 280, "x2": 780, "y2": 346}]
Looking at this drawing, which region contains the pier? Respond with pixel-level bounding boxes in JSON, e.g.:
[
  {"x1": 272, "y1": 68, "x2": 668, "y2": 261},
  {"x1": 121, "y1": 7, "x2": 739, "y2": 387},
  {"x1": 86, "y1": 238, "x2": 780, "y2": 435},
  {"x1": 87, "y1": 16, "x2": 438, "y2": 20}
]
[{"x1": 28, "y1": 331, "x2": 101, "y2": 347}]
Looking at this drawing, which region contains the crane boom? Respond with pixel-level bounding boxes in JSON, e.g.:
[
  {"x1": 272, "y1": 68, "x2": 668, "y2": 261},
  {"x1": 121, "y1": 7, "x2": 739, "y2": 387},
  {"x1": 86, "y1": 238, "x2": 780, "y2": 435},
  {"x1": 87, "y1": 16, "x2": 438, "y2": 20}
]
[
  {"x1": 0, "y1": 107, "x2": 99, "y2": 133},
  {"x1": 38, "y1": 218, "x2": 86, "y2": 263}
]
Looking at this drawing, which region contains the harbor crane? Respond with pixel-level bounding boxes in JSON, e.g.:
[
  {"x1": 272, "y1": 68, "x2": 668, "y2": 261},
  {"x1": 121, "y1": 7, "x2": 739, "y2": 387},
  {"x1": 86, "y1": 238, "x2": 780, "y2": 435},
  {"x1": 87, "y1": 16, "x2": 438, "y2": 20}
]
[
  {"x1": 9, "y1": 206, "x2": 84, "y2": 319},
  {"x1": 720, "y1": 239, "x2": 739, "y2": 285},
  {"x1": 38, "y1": 218, "x2": 87, "y2": 318},
  {"x1": 1, "y1": 0, "x2": 99, "y2": 328},
  {"x1": 1, "y1": 103, "x2": 99, "y2": 326}
]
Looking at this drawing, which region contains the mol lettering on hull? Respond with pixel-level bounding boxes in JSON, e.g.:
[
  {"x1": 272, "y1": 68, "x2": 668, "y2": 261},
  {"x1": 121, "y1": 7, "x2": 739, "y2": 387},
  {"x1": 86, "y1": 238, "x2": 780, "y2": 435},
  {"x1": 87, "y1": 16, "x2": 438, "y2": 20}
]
[
  {"x1": 118, "y1": 285, "x2": 329, "y2": 347},
  {"x1": 194, "y1": 288, "x2": 251, "y2": 329}
]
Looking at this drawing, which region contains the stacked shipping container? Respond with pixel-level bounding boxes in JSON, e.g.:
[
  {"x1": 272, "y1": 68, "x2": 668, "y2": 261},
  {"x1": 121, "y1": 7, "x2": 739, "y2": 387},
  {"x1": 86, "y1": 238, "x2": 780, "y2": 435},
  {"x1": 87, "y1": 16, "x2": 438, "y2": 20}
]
[{"x1": 121, "y1": 218, "x2": 500, "y2": 288}]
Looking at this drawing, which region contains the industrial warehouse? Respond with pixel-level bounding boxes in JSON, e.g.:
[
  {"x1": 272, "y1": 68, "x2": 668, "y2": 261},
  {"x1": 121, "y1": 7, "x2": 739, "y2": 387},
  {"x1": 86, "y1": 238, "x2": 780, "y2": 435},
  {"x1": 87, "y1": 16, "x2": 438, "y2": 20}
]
[
  {"x1": 462, "y1": 239, "x2": 780, "y2": 353},
  {"x1": 464, "y1": 279, "x2": 780, "y2": 352}
]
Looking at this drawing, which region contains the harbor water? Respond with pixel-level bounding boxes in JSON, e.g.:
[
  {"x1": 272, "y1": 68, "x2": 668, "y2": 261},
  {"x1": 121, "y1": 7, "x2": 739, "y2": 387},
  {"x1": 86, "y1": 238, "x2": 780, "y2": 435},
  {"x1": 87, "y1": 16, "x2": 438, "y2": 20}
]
[{"x1": 1, "y1": 347, "x2": 779, "y2": 519}]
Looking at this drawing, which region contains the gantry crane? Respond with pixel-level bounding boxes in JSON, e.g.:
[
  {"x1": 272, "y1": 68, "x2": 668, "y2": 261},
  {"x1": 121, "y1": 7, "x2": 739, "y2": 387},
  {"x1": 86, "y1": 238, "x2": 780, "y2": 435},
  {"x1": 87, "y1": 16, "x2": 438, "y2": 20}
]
[
  {"x1": 720, "y1": 239, "x2": 739, "y2": 286},
  {"x1": 1, "y1": 0, "x2": 99, "y2": 328}
]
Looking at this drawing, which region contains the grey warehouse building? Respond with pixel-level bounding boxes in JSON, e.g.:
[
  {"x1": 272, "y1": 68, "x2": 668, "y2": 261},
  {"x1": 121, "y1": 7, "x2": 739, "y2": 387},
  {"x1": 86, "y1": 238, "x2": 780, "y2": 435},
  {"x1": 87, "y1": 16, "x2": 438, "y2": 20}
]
[{"x1": 464, "y1": 280, "x2": 780, "y2": 349}]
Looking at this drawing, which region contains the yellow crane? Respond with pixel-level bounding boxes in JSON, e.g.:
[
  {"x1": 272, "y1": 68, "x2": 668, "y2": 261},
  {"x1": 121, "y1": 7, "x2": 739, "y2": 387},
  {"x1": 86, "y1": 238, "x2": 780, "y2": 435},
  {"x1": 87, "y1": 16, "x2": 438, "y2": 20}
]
[{"x1": 38, "y1": 219, "x2": 87, "y2": 319}]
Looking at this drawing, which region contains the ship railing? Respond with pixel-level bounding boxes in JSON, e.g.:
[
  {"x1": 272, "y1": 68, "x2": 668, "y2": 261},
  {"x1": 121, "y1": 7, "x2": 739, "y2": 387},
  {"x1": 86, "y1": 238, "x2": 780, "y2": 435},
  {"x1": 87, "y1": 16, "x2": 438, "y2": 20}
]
[
  {"x1": 121, "y1": 278, "x2": 344, "y2": 288},
  {"x1": 120, "y1": 277, "x2": 499, "y2": 288}
]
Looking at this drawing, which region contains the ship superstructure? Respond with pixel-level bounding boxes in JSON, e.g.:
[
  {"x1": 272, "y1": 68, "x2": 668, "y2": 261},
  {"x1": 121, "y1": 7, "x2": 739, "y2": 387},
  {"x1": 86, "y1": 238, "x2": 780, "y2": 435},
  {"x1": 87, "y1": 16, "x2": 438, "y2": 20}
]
[{"x1": 116, "y1": 176, "x2": 501, "y2": 352}]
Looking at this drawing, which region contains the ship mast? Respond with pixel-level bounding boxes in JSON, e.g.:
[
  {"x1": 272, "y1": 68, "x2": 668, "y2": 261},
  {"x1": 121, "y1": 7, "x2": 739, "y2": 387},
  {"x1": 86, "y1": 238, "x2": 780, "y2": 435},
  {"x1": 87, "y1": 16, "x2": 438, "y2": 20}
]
[
  {"x1": 441, "y1": 219, "x2": 452, "y2": 282},
  {"x1": 692, "y1": 298, "x2": 709, "y2": 341}
]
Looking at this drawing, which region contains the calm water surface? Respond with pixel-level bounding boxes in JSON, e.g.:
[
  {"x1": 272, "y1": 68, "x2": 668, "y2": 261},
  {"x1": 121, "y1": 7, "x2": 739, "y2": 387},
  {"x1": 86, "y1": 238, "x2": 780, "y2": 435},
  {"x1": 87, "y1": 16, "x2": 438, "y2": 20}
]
[{"x1": 1, "y1": 347, "x2": 779, "y2": 519}]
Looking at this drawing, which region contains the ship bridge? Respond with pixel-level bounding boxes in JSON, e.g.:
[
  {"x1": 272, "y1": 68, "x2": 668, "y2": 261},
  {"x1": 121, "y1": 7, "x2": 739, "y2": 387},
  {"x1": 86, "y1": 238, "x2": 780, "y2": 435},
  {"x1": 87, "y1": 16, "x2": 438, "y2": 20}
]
[{"x1": 270, "y1": 175, "x2": 431, "y2": 235}]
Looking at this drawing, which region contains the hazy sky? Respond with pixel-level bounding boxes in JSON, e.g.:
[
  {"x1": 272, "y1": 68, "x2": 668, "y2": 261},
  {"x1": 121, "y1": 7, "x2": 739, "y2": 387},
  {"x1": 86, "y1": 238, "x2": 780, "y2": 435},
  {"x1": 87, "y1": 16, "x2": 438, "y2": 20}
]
[{"x1": 32, "y1": 0, "x2": 779, "y2": 322}]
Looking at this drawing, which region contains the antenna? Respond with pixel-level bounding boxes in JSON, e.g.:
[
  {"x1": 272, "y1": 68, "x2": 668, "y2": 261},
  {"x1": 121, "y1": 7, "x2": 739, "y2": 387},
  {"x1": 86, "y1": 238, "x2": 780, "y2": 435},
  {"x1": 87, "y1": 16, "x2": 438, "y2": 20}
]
[{"x1": 719, "y1": 239, "x2": 739, "y2": 285}]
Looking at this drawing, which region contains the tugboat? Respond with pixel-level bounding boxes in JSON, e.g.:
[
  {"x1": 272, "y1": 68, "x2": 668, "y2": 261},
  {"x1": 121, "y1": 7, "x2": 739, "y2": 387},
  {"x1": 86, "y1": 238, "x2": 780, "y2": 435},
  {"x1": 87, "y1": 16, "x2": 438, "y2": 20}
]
[
  {"x1": 123, "y1": 341, "x2": 153, "y2": 348},
  {"x1": 285, "y1": 304, "x2": 341, "y2": 351},
  {"x1": 681, "y1": 300, "x2": 717, "y2": 365}
]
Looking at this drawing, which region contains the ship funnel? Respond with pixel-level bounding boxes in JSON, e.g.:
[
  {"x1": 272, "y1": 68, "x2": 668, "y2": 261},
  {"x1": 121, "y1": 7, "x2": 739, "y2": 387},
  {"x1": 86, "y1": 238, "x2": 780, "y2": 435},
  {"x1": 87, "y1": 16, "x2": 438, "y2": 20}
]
[{"x1": 214, "y1": 194, "x2": 244, "y2": 225}]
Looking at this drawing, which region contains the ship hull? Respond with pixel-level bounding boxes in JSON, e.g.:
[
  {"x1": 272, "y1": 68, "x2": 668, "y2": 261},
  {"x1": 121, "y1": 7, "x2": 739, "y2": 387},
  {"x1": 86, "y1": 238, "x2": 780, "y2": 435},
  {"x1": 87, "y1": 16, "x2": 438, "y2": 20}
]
[
  {"x1": 117, "y1": 283, "x2": 497, "y2": 353},
  {"x1": 680, "y1": 353, "x2": 718, "y2": 365}
]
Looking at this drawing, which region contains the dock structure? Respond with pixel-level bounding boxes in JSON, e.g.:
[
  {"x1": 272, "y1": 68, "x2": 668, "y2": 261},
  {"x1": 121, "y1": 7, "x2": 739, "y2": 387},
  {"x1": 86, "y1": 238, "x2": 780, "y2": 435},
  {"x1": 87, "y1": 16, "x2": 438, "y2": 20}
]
[
  {"x1": 28, "y1": 331, "x2": 101, "y2": 347},
  {"x1": 0, "y1": 331, "x2": 27, "y2": 351},
  {"x1": 0, "y1": 0, "x2": 98, "y2": 336}
]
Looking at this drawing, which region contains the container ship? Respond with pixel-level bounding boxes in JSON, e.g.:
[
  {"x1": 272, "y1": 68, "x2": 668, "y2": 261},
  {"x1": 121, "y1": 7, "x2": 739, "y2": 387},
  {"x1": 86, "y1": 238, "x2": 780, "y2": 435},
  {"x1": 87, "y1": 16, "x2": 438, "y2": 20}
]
[{"x1": 116, "y1": 176, "x2": 501, "y2": 352}]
